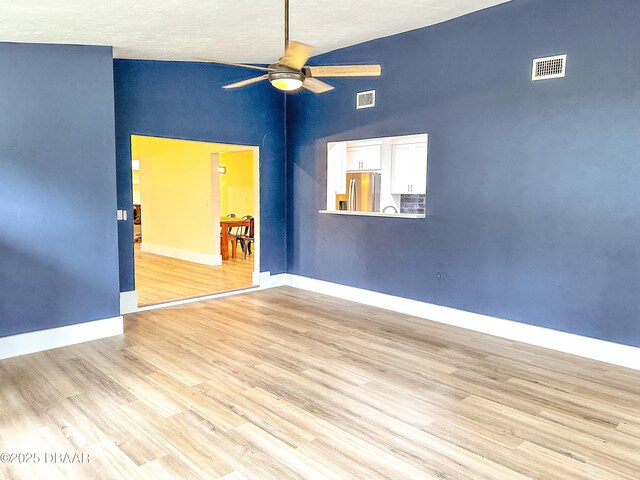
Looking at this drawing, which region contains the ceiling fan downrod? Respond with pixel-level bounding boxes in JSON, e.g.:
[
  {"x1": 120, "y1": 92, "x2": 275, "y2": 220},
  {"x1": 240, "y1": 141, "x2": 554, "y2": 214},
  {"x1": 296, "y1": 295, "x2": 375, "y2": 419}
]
[{"x1": 285, "y1": 0, "x2": 289, "y2": 49}]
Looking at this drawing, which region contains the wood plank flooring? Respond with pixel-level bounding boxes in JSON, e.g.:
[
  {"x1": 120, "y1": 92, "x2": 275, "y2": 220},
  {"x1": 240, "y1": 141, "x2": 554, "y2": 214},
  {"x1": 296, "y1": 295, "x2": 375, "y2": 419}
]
[
  {"x1": 1, "y1": 287, "x2": 640, "y2": 479},
  {"x1": 134, "y1": 242, "x2": 254, "y2": 306}
]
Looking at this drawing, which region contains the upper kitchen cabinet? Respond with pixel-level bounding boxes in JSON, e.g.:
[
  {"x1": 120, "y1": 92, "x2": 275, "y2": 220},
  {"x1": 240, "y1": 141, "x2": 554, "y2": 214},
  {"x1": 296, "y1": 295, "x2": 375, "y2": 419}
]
[
  {"x1": 391, "y1": 137, "x2": 428, "y2": 195},
  {"x1": 346, "y1": 143, "x2": 382, "y2": 171}
]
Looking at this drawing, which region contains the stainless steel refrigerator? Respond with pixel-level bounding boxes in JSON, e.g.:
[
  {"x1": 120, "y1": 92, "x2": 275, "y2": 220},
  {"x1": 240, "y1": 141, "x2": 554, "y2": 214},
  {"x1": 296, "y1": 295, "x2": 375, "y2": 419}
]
[{"x1": 335, "y1": 172, "x2": 381, "y2": 212}]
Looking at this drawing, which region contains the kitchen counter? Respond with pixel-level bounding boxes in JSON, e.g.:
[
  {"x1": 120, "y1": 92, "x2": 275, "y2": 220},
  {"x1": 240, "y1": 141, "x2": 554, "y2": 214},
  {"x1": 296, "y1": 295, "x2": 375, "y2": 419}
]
[{"x1": 318, "y1": 210, "x2": 425, "y2": 219}]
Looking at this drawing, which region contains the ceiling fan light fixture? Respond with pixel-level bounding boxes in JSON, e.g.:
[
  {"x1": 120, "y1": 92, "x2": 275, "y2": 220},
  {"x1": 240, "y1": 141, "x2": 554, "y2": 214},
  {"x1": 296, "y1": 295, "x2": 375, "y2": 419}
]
[{"x1": 269, "y1": 71, "x2": 304, "y2": 92}]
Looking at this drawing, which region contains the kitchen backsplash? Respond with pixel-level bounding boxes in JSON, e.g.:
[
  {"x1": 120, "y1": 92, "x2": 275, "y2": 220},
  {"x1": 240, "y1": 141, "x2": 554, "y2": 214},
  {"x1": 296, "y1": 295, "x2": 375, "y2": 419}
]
[{"x1": 400, "y1": 194, "x2": 426, "y2": 215}]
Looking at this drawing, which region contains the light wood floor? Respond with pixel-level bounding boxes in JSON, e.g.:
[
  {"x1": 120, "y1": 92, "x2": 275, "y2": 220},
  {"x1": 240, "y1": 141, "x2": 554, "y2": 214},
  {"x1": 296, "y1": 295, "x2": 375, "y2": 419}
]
[
  {"x1": 134, "y1": 242, "x2": 254, "y2": 306},
  {"x1": 2, "y1": 287, "x2": 640, "y2": 479}
]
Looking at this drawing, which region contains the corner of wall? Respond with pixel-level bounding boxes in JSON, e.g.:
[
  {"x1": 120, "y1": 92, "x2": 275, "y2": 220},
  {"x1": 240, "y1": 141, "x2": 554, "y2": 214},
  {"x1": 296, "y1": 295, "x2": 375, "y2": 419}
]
[{"x1": 283, "y1": 92, "x2": 291, "y2": 274}]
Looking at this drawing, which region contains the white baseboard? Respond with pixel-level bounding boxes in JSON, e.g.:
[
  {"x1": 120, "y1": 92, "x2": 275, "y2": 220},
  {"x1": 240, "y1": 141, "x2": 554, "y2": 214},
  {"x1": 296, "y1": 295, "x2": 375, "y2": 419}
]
[
  {"x1": 282, "y1": 274, "x2": 640, "y2": 371},
  {"x1": 255, "y1": 271, "x2": 288, "y2": 289},
  {"x1": 0, "y1": 316, "x2": 124, "y2": 361},
  {"x1": 120, "y1": 290, "x2": 138, "y2": 314},
  {"x1": 141, "y1": 242, "x2": 222, "y2": 266}
]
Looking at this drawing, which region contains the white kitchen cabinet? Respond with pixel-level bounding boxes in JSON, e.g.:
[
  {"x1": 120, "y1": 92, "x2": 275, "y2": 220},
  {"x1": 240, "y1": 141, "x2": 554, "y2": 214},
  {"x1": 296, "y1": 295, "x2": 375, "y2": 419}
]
[
  {"x1": 346, "y1": 144, "x2": 381, "y2": 171},
  {"x1": 412, "y1": 143, "x2": 428, "y2": 193},
  {"x1": 391, "y1": 142, "x2": 428, "y2": 194},
  {"x1": 328, "y1": 142, "x2": 347, "y2": 194}
]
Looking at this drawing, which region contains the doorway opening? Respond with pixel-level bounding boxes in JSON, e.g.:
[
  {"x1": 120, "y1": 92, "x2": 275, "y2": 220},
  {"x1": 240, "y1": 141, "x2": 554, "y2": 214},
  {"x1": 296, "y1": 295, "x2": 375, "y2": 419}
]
[{"x1": 131, "y1": 135, "x2": 259, "y2": 307}]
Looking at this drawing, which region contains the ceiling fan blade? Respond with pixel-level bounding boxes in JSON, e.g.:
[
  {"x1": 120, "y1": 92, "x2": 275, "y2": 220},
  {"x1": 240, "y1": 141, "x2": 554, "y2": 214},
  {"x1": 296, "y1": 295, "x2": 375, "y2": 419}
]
[
  {"x1": 303, "y1": 77, "x2": 334, "y2": 94},
  {"x1": 194, "y1": 58, "x2": 273, "y2": 72},
  {"x1": 223, "y1": 75, "x2": 269, "y2": 89},
  {"x1": 306, "y1": 65, "x2": 382, "y2": 77},
  {"x1": 279, "y1": 41, "x2": 312, "y2": 70}
]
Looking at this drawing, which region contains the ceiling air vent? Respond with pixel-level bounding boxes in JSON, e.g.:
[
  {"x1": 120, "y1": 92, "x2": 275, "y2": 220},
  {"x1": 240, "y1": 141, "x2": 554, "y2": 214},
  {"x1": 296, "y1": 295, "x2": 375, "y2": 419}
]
[
  {"x1": 532, "y1": 54, "x2": 567, "y2": 81},
  {"x1": 356, "y1": 90, "x2": 376, "y2": 109}
]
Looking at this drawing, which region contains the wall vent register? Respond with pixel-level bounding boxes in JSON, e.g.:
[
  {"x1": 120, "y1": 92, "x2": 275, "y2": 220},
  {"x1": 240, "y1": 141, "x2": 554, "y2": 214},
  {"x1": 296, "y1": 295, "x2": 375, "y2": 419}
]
[
  {"x1": 532, "y1": 54, "x2": 567, "y2": 80},
  {"x1": 356, "y1": 90, "x2": 376, "y2": 109}
]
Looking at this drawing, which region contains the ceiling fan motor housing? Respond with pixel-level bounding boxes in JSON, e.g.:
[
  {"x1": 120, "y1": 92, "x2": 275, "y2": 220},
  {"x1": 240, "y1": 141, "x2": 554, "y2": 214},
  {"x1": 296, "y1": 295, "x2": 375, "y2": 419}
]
[{"x1": 268, "y1": 64, "x2": 305, "y2": 92}]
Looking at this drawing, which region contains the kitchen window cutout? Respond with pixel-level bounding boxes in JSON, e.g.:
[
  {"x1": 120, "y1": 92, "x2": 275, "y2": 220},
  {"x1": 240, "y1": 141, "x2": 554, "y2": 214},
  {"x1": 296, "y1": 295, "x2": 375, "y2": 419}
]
[{"x1": 321, "y1": 133, "x2": 428, "y2": 218}]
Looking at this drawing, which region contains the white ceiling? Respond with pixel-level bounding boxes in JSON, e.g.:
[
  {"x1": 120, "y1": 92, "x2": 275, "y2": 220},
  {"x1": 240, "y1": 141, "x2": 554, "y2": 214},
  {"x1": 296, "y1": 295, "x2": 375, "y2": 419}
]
[{"x1": 0, "y1": 0, "x2": 510, "y2": 63}]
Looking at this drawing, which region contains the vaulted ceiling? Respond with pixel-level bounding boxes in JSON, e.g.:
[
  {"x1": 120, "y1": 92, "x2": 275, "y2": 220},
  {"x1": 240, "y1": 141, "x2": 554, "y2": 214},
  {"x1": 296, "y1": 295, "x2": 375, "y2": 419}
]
[{"x1": 0, "y1": 0, "x2": 510, "y2": 63}]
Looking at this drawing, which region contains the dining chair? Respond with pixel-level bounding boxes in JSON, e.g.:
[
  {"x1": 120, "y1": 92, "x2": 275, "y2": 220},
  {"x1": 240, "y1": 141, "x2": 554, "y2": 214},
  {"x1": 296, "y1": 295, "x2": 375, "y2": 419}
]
[
  {"x1": 227, "y1": 215, "x2": 245, "y2": 256},
  {"x1": 221, "y1": 213, "x2": 236, "y2": 238},
  {"x1": 230, "y1": 215, "x2": 254, "y2": 259}
]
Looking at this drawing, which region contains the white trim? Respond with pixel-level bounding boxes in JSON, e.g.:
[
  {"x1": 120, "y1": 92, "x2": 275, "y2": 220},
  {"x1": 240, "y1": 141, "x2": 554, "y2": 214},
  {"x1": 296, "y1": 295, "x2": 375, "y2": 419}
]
[
  {"x1": 255, "y1": 271, "x2": 287, "y2": 289},
  {"x1": 319, "y1": 210, "x2": 425, "y2": 219},
  {"x1": 283, "y1": 274, "x2": 640, "y2": 371},
  {"x1": 532, "y1": 53, "x2": 567, "y2": 81},
  {"x1": 120, "y1": 290, "x2": 138, "y2": 314},
  {"x1": 0, "y1": 316, "x2": 123, "y2": 361},
  {"x1": 141, "y1": 242, "x2": 222, "y2": 266},
  {"x1": 252, "y1": 147, "x2": 261, "y2": 288},
  {"x1": 356, "y1": 90, "x2": 376, "y2": 109}
]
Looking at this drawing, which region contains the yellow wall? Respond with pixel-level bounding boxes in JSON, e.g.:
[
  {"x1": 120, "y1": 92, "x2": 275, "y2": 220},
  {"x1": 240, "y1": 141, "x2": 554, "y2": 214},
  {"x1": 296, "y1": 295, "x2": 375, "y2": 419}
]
[
  {"x1": 219, "y1": 150, "x2": 255, "y2": 218},
  {"x1": 132, "y1": 136, "x2": 219, "y2": 259}
]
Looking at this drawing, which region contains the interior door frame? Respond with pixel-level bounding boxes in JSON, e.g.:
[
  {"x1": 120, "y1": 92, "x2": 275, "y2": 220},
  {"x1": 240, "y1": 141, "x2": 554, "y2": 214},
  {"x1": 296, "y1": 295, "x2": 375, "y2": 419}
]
[{"x1": 129, "y1": 134, "x2": 261, "y2": 310}]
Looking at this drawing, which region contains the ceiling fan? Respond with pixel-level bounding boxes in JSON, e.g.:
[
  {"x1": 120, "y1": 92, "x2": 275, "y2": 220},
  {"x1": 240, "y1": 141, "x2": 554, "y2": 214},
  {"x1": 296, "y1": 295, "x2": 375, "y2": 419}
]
[{"x1": 196, "y1": 0, "x2": 381, "y2": 94}]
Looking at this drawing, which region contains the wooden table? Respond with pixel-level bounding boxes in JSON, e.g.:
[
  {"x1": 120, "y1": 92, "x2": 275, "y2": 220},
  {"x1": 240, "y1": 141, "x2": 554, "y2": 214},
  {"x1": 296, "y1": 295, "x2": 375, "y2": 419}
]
[{"x1": 220, "y1": 217, "x2": 251, "y2": 260}]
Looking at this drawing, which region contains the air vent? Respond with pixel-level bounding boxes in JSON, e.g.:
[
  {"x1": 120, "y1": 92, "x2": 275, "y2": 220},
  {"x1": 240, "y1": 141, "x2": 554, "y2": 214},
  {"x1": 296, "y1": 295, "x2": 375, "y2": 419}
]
[
  {"x1": 532, "y1": 54, "x2": 567, "y2": 81},
  {"x1": 356, "y1": 90, "x2": 376, "y2": 109}
]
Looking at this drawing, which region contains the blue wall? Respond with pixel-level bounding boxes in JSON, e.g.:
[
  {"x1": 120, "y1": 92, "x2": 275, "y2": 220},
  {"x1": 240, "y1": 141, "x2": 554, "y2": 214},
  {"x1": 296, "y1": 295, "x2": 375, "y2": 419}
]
[
  {"x1": 286, "y1": 0, "x2": 640, "y2": 347},
  {"x1": 0, "y1": 43, "x2": 120, "y2": 337},
  {"x1": 114, "y1": 60, "x2": 287, "y2": 292}
]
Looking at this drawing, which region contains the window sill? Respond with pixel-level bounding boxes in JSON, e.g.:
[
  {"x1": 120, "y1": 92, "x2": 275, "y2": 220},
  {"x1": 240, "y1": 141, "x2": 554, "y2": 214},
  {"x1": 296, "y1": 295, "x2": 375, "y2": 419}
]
[{"x1": 318, "y1": 210, "x2": 425, "y2": 219}]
